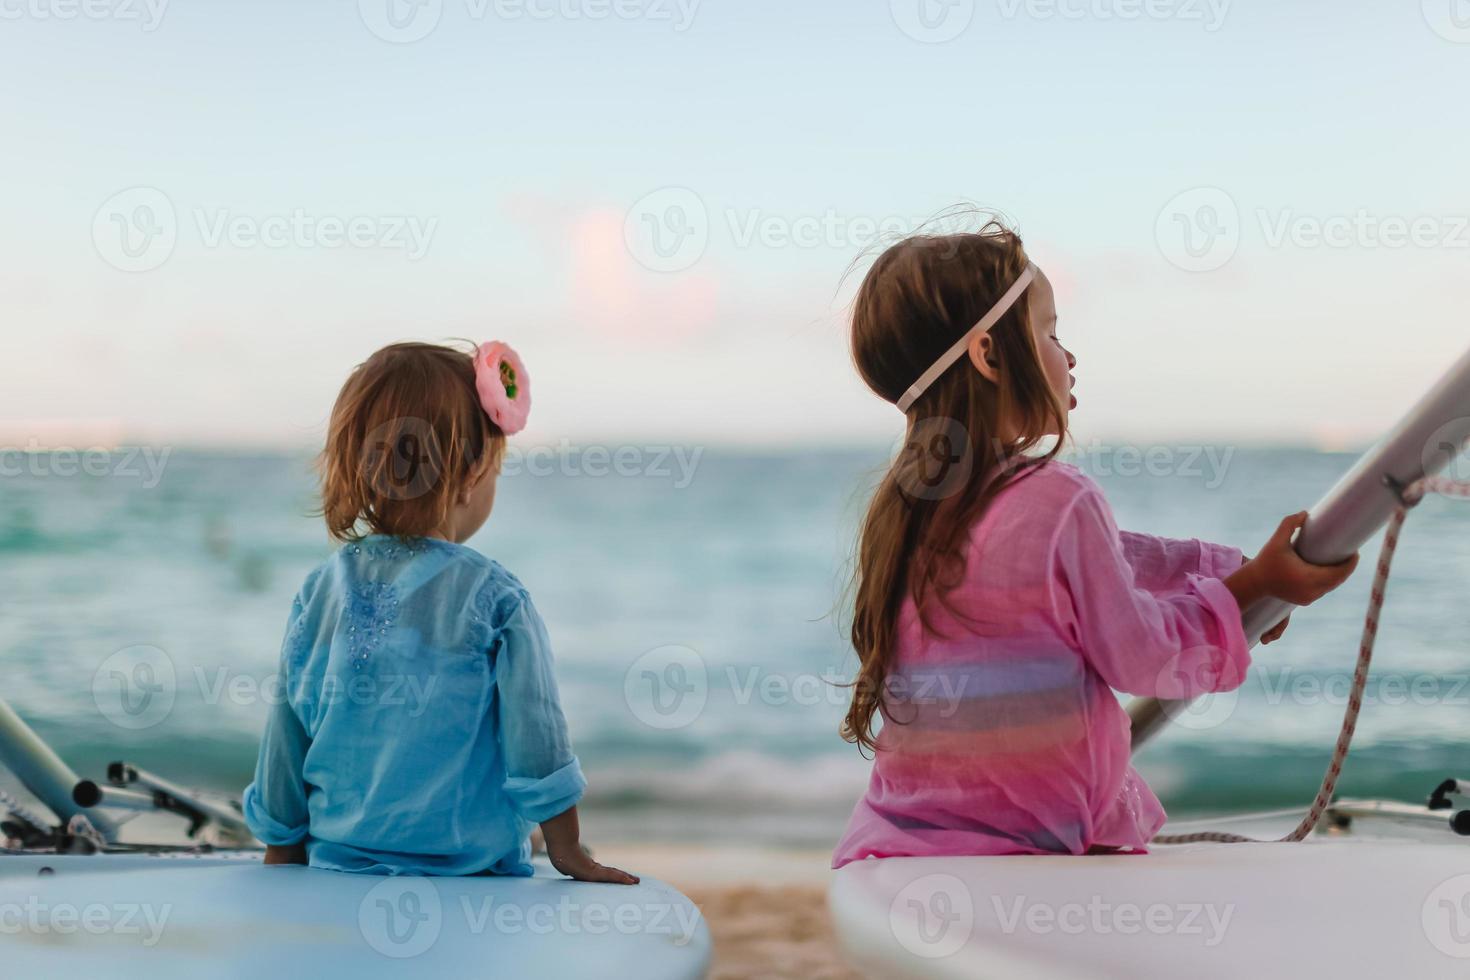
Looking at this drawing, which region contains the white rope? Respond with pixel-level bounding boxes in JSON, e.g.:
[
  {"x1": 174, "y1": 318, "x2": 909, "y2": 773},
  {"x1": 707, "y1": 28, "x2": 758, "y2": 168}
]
[
  {"x1": 0, "y1": 788, "x2": 51, "y2": 835},
  {"x1": 65, "y1": 813, "x2": 107, "y2": 851},
  {"x1": 1154, "y1": 474, "x2": 1470, "y2": 845}
]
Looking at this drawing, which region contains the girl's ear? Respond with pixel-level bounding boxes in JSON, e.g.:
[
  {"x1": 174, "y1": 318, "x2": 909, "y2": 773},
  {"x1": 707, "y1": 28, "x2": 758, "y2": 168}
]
[
  {"x1": 457, "y1": 457, "x2": 493, "y2": 506},
  {"x1": 967, "y1": 332, "x2": 1001, "y2": 384}
]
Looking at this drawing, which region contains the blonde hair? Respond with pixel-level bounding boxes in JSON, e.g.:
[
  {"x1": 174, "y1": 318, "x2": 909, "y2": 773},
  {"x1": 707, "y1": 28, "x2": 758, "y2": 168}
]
[{"x1": 319, "y1": 342, "x2": 504, "y2": 541}]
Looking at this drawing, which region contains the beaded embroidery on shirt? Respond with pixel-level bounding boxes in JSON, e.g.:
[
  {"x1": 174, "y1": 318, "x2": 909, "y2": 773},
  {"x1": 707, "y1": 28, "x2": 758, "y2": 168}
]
[{"x1": 343, "y1": 545, "x2": 401, "y2": 671}]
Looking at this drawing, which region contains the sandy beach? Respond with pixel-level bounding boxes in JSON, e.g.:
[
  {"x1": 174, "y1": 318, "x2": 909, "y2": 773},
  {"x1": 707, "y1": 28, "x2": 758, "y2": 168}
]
[{"x1": 606, "y1": 845, "x2": 859, "y2": 980}]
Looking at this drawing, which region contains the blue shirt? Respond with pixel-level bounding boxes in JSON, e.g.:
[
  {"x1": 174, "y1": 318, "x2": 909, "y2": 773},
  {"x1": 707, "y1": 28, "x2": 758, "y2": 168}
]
[{"x1": 242, "y1": 535, "x2": 585, "y2": 876}]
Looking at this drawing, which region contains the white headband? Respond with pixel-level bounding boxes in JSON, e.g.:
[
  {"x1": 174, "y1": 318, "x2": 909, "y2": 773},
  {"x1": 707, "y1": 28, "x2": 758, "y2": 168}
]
[{"x1": 894, "y1": 263, "x2": 1038, "y2": 414}]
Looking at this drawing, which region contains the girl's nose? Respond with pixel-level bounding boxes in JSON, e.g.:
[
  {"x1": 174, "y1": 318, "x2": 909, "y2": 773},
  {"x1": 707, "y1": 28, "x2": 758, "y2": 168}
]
[{"x1": 1065, "y1": 347, "x2": 1077, "y2": 369}]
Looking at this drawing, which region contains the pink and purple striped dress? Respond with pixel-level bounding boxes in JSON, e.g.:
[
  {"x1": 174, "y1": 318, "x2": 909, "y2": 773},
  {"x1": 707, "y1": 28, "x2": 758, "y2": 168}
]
[{"x1": 833, "y1": 462, "x2": 1249, "y2": 865}]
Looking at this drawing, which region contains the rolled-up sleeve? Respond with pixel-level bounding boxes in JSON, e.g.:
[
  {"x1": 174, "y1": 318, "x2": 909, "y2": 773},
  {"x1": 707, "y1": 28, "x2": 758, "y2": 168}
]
[
  {"x1": 242, "y1": 587, "x2": 315, "y2": 847},
  {"x1": 1051, "y1": 487, "x2": 1251, "y2": 699},
  {"x1": 1118, "y1": 530, "x2": 1244, "y2": 591},
  {"x1": 242, "y1": 694, "x2": 312, "y2": 846},
  {"x1": 493, "y1": 598, "x2": 587, "y2": 824}
]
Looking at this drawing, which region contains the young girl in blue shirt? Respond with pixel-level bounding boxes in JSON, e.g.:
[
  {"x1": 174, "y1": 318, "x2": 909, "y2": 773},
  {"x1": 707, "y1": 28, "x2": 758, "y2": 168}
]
[{"x1": 243, "y1": 341, "x2": 636, "y2": 883}]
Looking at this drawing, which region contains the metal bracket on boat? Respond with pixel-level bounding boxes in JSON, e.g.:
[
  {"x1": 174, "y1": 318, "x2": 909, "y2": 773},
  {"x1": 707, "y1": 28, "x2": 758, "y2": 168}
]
[
  {"x1": 1, "y1": 692, "x2": 255, "y2": 852},
  {"x1": 1325, "y1": 798, "x2": 1470, "y2": 837},
  {"x1": 70, "y1": 763, "x2": 252, "y2": 843},
  {"x1": 1425, "y1": 779, "x2": 1470, "y2": 835},
  {"x1": 1426, "y1": 778, "x2": 1466, "y2": 810},
  {"x1": 1382, "y1": 473, "x2": 1426, "y2": 509}
]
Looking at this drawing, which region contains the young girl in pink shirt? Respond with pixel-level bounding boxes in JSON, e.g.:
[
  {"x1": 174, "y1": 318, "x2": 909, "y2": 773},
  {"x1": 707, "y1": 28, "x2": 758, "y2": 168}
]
[{"x1": 832, "y1": 223, "x2": 1359, "y2": 864}]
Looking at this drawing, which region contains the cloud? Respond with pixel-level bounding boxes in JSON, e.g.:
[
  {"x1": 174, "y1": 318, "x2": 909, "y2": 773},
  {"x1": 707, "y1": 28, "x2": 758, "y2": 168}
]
[{"x1": 503, "y1": 194, "x2": 721, "y2": 347}]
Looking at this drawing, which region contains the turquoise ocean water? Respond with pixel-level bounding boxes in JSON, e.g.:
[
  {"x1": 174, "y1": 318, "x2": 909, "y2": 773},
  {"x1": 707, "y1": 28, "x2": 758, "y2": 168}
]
[{"x1": 4, "y1": 446, "x2": 1470, "y2": 847}]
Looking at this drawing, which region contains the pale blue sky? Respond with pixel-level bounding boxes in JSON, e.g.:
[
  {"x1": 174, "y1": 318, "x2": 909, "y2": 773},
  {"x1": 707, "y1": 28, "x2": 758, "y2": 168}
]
[{"x1": 3, "y1": 0, "x2": 1468, "y2": 448}]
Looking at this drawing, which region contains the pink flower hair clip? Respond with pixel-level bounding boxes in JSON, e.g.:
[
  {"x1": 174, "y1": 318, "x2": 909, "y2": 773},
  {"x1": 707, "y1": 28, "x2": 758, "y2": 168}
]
[{"x1": 475, "y1": 341, "x2": 531, "y2": 435}]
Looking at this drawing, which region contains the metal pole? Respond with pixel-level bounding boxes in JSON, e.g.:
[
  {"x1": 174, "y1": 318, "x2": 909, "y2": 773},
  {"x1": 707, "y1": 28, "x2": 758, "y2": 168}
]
[
  {"x1": 0, "y1": 696, "x2": 117, "y2": 838},
  {"x1": 1130, "y1": 344, "x2": 1470, "y2": 751}
]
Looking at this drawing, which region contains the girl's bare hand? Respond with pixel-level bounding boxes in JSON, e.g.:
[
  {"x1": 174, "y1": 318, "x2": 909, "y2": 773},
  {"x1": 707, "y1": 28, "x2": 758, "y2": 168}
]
[
  {"x1": 1247, "y1": 512, "x2": 1359, "y2": 607},
  {"x1": 263, "y1": 843, "x2": 308, "y2": 865},
  {"x1": 1260, "y1": 614, "x2": 1291, "y2": 644},
  {"x1": 547, "y1": 846, "x2": 640, "y2": 885}
]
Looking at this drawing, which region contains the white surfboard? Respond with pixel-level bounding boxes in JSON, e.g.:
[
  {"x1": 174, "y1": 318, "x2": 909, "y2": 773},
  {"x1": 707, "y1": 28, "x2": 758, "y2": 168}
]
[
  {"x1": 829, "y1": 805, "x2": 1470, "y2": 979},
  {"x1": 0, "y1": 852, "x2": 711, "y2": 978}
]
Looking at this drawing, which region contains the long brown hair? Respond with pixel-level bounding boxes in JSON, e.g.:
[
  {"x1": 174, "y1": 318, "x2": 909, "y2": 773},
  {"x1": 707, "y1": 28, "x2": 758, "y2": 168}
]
[
  {"x1": 841, "y1": 222, "x2": 1067, "y2": 752},
  {"x1": 319, "y1": 342, "x2": 503, "y2": 541}
]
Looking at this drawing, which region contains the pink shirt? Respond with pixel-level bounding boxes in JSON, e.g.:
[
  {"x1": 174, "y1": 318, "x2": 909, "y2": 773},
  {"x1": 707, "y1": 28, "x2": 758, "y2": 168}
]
[{"x1": 832, "y1": 462, "x2": 1249, "y2": 866}]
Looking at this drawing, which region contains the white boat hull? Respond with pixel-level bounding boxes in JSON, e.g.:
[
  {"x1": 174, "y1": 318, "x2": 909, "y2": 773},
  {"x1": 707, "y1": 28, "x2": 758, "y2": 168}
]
[{"x1": 830, "y1": 804, "x2": 1470, "y2": 979}]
